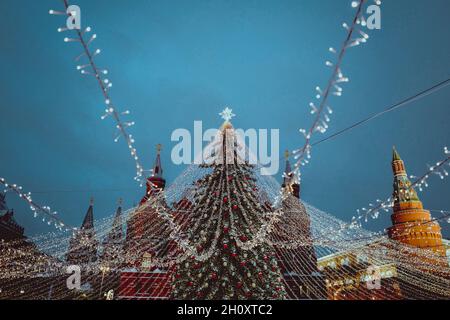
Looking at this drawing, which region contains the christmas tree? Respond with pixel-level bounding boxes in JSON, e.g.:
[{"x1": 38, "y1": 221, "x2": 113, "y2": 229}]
[{"x1": 171, "y1": 111, "x2": 286, "y2": 300}]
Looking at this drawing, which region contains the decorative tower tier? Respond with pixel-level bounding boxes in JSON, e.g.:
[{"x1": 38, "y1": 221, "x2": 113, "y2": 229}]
[{"x1": 387, "y1": 147, "x2": 445, "y2": 256}]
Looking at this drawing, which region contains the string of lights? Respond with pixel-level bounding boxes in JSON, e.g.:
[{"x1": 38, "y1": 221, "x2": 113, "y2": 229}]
[
  {"x1": 292, "y1": 0, "x2": 379, "y2": 176},
  {"x1": 0, "y1": 178, "x2": 73, "y2": 232},
  {"x1": 49, "y1": 0, "x2": 147, "y2": 186}
]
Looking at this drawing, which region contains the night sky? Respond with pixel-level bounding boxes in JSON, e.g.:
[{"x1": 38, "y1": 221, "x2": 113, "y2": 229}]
[{"x1": 0, "y1": 0, "x2": 449, "y2": 238}]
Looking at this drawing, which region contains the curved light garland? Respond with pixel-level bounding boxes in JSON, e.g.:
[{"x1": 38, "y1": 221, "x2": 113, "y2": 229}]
[
  {"x1": 292, "y1": 0, "x2": 379, "y2": 177},
  {"x1": 0, "y1": 178, "x2": 73, "y2": 232},
  {"x1": 49, "y1": 0, "x2": 147, "y2": 185}
]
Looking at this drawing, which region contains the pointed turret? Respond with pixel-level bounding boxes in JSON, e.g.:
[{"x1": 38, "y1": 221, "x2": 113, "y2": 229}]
[
  {"x1": 152, "y1": 144, "x2": 163, "y2": 178},
  {"x1": 282, "y1": 150, "x2": 300, "y2": 199},
  {"x1": 392, "y1": 146, "x2": 407, "y2": 177},
  {"x1": 140, "y1": 144, "x2": 166, "y2": 205},
  {"x1": 66, "y1": 198, "x2": 98, "y2": 265},
  {"x1": 81, "y1": 197, "x2": 95, "y2": 230},
  {"x1": 392, "y1": 146, "x2": 401, "y2": 161},
  {"x1": 106, "y1": 198, "x2": 123, "y2": 243},
  {"x1": 102, "y1": 198, "x2": 124, "y2": 267},
  {"x1": 277, "y1": 151, "x2": 324, "y2": 299},
  {"x1": 387, "y1": 147, "x2": 445, "y2": 256},
  {"x1": 0, "y1": 192, "x2": 8, "y2": 211},
  {"x1": 0, "y1": 192, "x2": 25, "y2": 241},
  {"x1": 391, "y1": 148, "x2": 419, "y2": 205}
]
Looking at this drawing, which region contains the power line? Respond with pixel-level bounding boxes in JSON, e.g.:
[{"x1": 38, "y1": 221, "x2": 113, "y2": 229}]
[{"x1": 311, "y1": 77, "x2": 450, "y2": 147}]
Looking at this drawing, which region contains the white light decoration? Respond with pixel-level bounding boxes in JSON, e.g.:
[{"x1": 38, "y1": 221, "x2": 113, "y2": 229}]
[
  {"x1": 0, "y1": 179, "x2": 73, "y2": 232},
  {"x1": 292, "y1": 0, "x2": 380, "y2": 179},
  {"x1": 49, "y1": 0, "x2": 148, "y2": 186}
]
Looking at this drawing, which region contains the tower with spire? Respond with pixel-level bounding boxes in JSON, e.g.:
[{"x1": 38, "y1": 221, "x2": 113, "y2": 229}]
[
  {"x1": 66, "y1": 197, "x2": 98, "y2": 265},
  {"x1": 0, "y1": 192, "x2": 25, "y2": 241},
  {"x1": 101, "y1": 198, "x2": 124, "y2": 268},
  {"x1": 140, "y1": 144, "x2": 166, "y2": 205},
  {"x1": 281, "y1": 150, "x2": 300, "y2": 198},
  {"x1": 120, "y1": 145, "x2": 174, "y2": 300},
  {"x1": 125, "y1": 144, "x2": 169, "y2": 255},
  {"x1": 276, "y1": 151, "x2": 325, "y2": 299},
  {"x1": 387, "y1": 147, "x2": 446, "y2": 256}
]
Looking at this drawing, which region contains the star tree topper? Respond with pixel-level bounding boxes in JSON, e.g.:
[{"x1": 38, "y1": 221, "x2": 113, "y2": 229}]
[{"x1": 219, "y1": 107, "x2": 236, "y2": 122}]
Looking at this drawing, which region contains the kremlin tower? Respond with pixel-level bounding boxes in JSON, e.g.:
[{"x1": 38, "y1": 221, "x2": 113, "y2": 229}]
[
  {"x1": 387, "y1": 147, "x2": 446, "y2": 256},
  {"x1": 125, "y1": 144, "x2": 169, "y2": 261},
  {"x1": 119, "y1": 145, "x2": 174, "y2": 300},
  {"x1": 277, "y1": 151, "x2": 325, "y2": 299},
  {"x1": 101, "y1": 199, "x2": 125, "y2": 269},
  {"x1": 139, "y1": 144, "x2": 166, "y2": 205},
  {"x1": 281, "y1": 150, "x2": 300, "y2": 199},
  {"x1": 66, "y1": 198, "x2": 98, "y2": 265}
]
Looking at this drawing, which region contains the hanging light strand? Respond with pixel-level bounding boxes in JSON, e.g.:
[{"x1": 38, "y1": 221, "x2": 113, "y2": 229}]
[
  {"x1": 0, "y1": 178, "x2": 73, "y2": 232},
  {"x1": 292, "y1": 0, "x2": 379, "y2": 177},
  {"x1": 49, "y1": 0, "x2": 147, "y2": 185}
]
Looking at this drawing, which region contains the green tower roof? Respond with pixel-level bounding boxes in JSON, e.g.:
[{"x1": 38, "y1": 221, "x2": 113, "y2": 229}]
[{"x1": 392, "y1": 146, "x2": 402, "y2": 161}]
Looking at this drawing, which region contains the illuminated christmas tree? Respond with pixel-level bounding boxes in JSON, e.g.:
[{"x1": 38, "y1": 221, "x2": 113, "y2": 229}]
[{"x1": 171, "y1": 110, "x2": 286, "y2": 299}]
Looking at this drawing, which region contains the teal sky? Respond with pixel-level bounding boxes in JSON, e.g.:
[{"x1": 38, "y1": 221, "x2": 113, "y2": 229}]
[{"x1": 0, "y1": 0, "x2": 449, "y2": 237}]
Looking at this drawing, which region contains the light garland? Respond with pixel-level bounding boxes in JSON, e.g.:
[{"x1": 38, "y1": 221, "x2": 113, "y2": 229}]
[
  {"x1": 49, "y1": 1, "x2": 148, "y2": 185},
  {"x1": 0, "y1": 178, "x2": 73, "y2": 232},
  {"x1": 292, "y1": 0, "x2": 379, "y2": 177}
]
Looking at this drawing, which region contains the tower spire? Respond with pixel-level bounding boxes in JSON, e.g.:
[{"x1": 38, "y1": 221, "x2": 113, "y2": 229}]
[
  {"x1": 81, "y1": 197, "x2": 94, "y2": 230},
  {"x1": 101, "y1": 197, "x2": 124, "y2": 266},
  {"x1": 66, "y1": 197, "x2": 98, "y2": 264},
  {"x1": 112, "y1": 198, "x2": 123, "y2": 234},
  {"x1": 392, "y1": 146, "x2": 406, "y2": 176},
  {"x1": 282, "y1": 150, "x2": 300, "y2": 198},
  {"x1": 104, "y1": 198, "x2": 123, "y2": 243},
  {"x1": 392, "y1": 146, "x2": 401, "y2": 161},
  {"x1": 140, "y1": 144, "x2": 166, "y2": 205},
  {"x1": 0, "y1": 191, "x2": 8, "y2": 211},
  {"x1": 152, "y1": 144, "x2": 163, "y2": 178}
]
